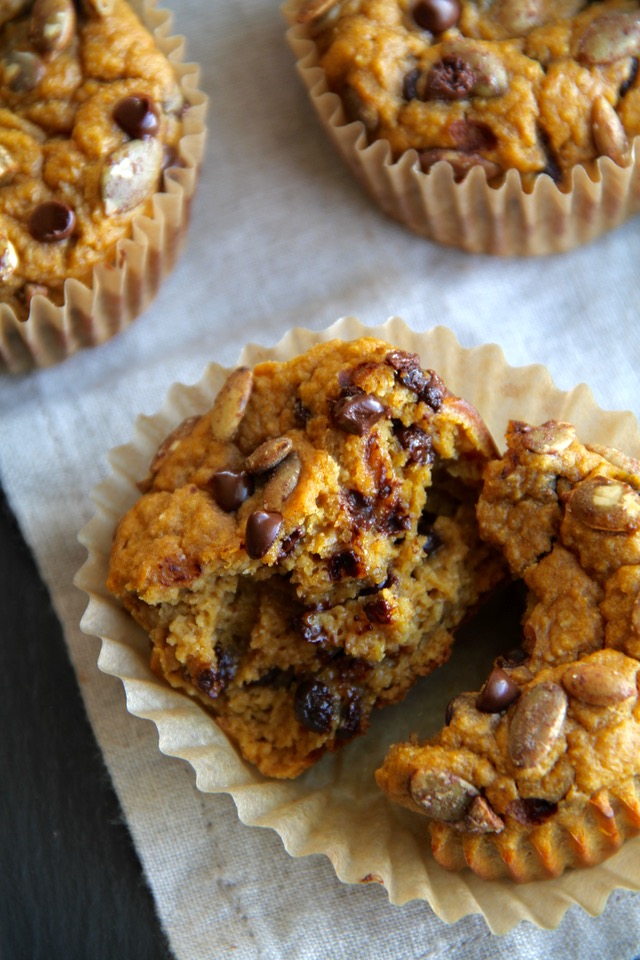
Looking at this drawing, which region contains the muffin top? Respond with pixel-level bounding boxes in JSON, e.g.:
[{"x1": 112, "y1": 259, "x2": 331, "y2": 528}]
[
  {"x1": 0, "y1": 0, "x2": 184, "y2": 319},
  {"x1": 296, "y1": 0, "x2": 640, "y2": 189}
]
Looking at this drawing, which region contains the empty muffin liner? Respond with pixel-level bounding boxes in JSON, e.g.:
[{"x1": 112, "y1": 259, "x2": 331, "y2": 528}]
[
  {"x1": 76, "y1": 317, "x2": 640, "y2": 934},
  {"x1": 282, "y1": 6, "x2": 640, "y2": 257},
  {"x1": 0, "y1": 0, "x2": 207, "y2": 374}
]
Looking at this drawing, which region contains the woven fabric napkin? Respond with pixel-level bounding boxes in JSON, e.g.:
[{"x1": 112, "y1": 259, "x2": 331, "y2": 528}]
[{"x1": 2, "y1": 0, "x2": 640, "y2": 957}]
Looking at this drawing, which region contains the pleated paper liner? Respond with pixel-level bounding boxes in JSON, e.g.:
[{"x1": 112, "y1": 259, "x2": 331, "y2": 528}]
[
  {"x1": 282, "y1": 6, "x2": 640, "y2": 257},
  {"x1": 76, "y1": 317, "x2": 640, "y2": 934},
  {"x1": 0, "y1": 0, "x2": 207, "y2": 374}
]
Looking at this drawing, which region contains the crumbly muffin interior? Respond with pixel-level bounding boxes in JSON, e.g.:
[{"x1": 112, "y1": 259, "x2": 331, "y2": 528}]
[{"x1": 107, "y1": 337, "x2": 505, "y2": 778}]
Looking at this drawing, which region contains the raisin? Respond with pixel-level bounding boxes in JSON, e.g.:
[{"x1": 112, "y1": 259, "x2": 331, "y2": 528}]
[{"x1": 294, "y1": 679, "x2": 335, "y2": 733}]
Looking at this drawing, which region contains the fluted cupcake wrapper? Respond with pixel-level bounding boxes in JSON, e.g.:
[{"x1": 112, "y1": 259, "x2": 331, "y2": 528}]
[
  {"x1": 0, "y1": 0, "x2": 207, "y2": 374},
  {"x1": 76, "y1": 317, "x2": 640, "y2": 934}
]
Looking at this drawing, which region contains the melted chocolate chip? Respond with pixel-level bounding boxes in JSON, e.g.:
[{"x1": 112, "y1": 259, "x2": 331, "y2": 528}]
[
  {"x1": 209, "y1": 470, "x2": 253, "y2": 512},
  {"x1": 394, "y1": 423, "x2": 434, "y2": 465},
  {"x1": 476, "y1": 667, "x2": 521, "y2": 713},
  {"x1": 245, "y1": 510, "x2": 283, "y2": 559},
  {"x1": 427, "y1": 56, "x2": 475, "y2": 101},
  {"x1": 385, "y1": 351, "x2": 444, "y2": 409},
  {"x1": 329, "y1": 550, "x2": 360, "y2": 581},
  {"x1": 422, "y1": 530, "x2": 442, "y2": 556},
  {"x1": 344, "y1": 489, "x2": 376, "y2": 529},
  {"x1": 333, "y1": 394, "x2": 386, "y2": 435},
  {"x1": 195, "y1": 645, "x2": 237, "y2": 698},
  {"x1": 294, "y1": 679, "x2": 335, "y2": 733},
  {"x1": 113, "y1": 95, "x2": 160, "y2": 139},
  {"x1": 29, "y1": 201, "x2": 76, "y2": 242},
  {"x1": 278, "y1": 528, "x2": 303, "y2": 560},
  {"x1": 506, "y1": 798, "x2": 558, "y2": 826},
  {"x1": 412, "y1": 0, "x2": 461, "y2": 32},
  {"x1": 294, "y1": 611, "x2": 326, "y2": 644},
  {"x1": 497, "y1": 647, "x2": 529, "y2": 669},
  {"x1": 293, "y1": 397, "x2": 311, "y2": 426}
]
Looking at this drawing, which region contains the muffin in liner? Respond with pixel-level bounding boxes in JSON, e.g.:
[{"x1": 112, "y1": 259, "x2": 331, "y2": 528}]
[
  {"x1": 282, "y1": 2, "x2": 640, "y2": 257},
  {"x1": 0, "y1": 0, "x2": 207, "y2": 374},
  {"x1": 76, "y1": 317, "x2": 640, "y2": 933}
]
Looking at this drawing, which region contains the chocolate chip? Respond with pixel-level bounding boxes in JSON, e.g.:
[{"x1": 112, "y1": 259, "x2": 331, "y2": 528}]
[
  {"x1": 245, "y1": 510, "x2": 283, "y2": 559},
  {"x1": 293, "y1": 397, "x2": 311, "y2": 426},
  {"x1": 195, "y1": 645, "x2": 236, "y2": 698},
  {"x1": 385, "y1": 351, "x2": 444, "y2": 409},
  {"x1": 394, "y1": 423, "x2": 434, "y2": 465},
  {"x1": 412, "y1": 0, "x2": 461, "y2": 32},
  {"x1": 28, "y1": 201, "x2": 76, "y2": 242},
  {"x1": 497, "y1": 647, "x2": 529, "y2": 668},
  {"x1": 476, "y1": 667, "x2": 521, "y2": 713},
  {"x1": 344, "y1": 489, "x2": 375, "y2": 529},
  {"x1": 278, "y1": 528, "x2": 303, "y2": 560},
  {"x1": 113, "y1": 94, "x2": 159, "y2": 139},
  {"x1": 506, "y1": 798, "x2": 558, "y2": 825},
  {"x1": 294, "y1": 611, "x2": 326, "y2": 644},
  {"x1": 427, "y1": 55, "x2": 475, "y2": 100},
  {"x1": 364, "y1": 597, "x2": 393, "y2": 624},
  {"x1": 209, "y1": 470, "x2": 253, "y2": 512},
  {"x1": 333, "y1": 394, "x2": 386, "y2": 435},
  {"x1": 294, "y1": 679, "x2": 335, "y2": 733},
  {"x1": 328, "y1": 550, "x2": 360, "y2": 580}
]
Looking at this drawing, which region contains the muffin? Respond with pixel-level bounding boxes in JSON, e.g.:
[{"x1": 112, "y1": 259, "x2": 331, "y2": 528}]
[
  {"x1": 106, "y1": 335, "x2": 505, "y2": 778},
  {"x1": 377, "y1": 419, "x2": 640, "y2": 881},
  {"x1": 78, "y1": 318, "x2": 640, "y2": 928},
  {"x1": 284, "y1": 0, "x2": 640, "y2": 254},
  {"x1": 0, "y1": 0, "x2": 207, "y2": 373}
]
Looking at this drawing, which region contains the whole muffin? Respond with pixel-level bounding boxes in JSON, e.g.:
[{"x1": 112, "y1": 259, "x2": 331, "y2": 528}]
[
  {"x1": 0, "y1": 0, "x2": 206, "y2": 371},
  {"x1": 106, "y1": 337, "x2": 506, "y2": 779},
  {"x1": 285, "y1": 0, "x2": 640, "y2": 253},
  {"x1": 377, "y1": 420, "x2": 640, "y2": 882}
]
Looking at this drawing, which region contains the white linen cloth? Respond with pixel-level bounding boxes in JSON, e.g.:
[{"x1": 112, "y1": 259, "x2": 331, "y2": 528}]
[{"x1": 2, "y1": 1, "x2": 640, "y2": 956}]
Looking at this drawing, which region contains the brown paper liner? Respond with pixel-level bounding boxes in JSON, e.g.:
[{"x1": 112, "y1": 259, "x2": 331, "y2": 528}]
[
  {"x1": 282, "y1": 7, "x2": 640, "y2": 257},
  {"x1": 76, "y1": 317, "x2": 640, "y2": 933},
  {"x1": 0, "y1": 0, "x2": 208, "y2": 374}
]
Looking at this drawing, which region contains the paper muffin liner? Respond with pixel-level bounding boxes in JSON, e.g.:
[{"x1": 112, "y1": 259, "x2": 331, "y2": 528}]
[
  {"x1": 0, "y1": 0, "x2": 207, "y2": 375},
  {"x1": 282, "y1": 7, "x2": 640, "y2": 257},
  {"x1": 76, "y1": 317, "x2": 640, "y2": 934}
]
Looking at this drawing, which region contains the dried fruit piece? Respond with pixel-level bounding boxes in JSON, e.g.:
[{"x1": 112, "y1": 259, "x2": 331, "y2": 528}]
[
  {"x1": 101, "y1": 138, "x2": 163, "y2": 215},
  {"x1": 426, "y1": 44, "x2": 509, "y2": 100},
  {"x1": 562, "y1": 661, "x2": 636, "y2": 706},
  {"x1": 245, "y1": 436, "x2": 293, "y2": 475},
  {"x1": 245, "y1": 510, "x2": 283, "y2": 559},
  {"x1": 29, "y1": 0, "x2": 76, "y2": 54},
  {"x1": 476, "y1": 666, "x2": 521, "y2": 713},
  {"x1": 0, "y1": 233, "x2": 18, "y2": 282},
  {"x1": 568, "y1": 476, "x2": 640, "y2": 532},
  {"x1": 508, "y1": 681, "x2": 567, "y2": 769},
  {"x1": 578, "y1": 12, "x2": 640, "y2": 66},
  {"x1": 29, "y1": 201, "x2": 76, "y2": 242},
  {"x1": 592, "y1": 95, "x2": 631, "y2": 166},
  {"x1": 409, "y1": 769, "x2": 478, "y2": 822},
  {"x1": 209, "y1": 367, "x2": 253, "y2": 443},
  {"x1": 294, "y1": 679, "x2": 335, "y2": 732}
]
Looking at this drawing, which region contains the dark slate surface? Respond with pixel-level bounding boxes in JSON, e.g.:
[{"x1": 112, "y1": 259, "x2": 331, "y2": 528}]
[{"x1": 0, "y1": 486, "x2": 172, "y2": 960}]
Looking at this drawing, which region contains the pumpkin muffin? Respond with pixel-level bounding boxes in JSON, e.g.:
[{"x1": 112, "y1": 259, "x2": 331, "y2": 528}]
[
  {"x1": 285, "y1": 0, "x2": 640, "y2": 253},
  {"x1": 106, "y1": 337, "x2": 505, "y2": 779},
  {"x1": 377, "y1": 420, "x2": 640, "y2": 881},
  {"x1": 0, "y1": 0, "x2": 206, "y2": 371}
]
